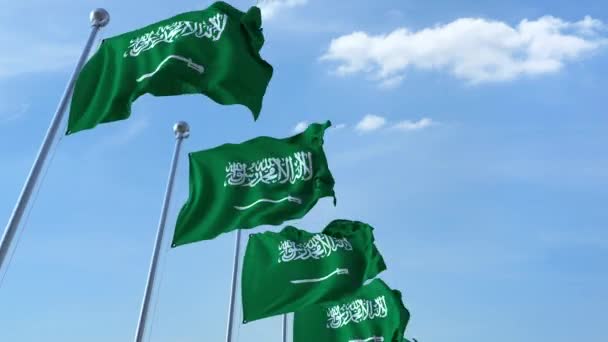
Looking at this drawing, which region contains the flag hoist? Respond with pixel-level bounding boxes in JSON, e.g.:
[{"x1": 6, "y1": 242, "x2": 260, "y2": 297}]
[{"x1": 0, "y1": 9, "x2": 110, "y2": 276}]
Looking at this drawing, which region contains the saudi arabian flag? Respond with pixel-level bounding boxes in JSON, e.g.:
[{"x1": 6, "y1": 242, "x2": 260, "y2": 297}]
[
  {"x1": 241, "y1": 220, "x2": 386, "y2": 323},
  {"x1": 67, "y1": 1, "x2": 273, "y2": 135},
  {"x1": 172, "y1": 122, "x2": 335, "y2": 246},
  {"x1": 294, "y1": 279, "x2": 410, "y2": 342}
]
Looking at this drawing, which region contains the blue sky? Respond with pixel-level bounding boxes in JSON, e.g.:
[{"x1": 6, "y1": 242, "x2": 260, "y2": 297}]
[{"x1": 0, "y1": 0, "x2": 607, "y2": 341}]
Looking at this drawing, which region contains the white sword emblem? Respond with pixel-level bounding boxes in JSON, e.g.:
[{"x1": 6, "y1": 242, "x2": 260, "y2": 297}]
[
  {"x1": 234, "y1": 195, "x2": 302, "y2": 211},
  {"x1": 290, "y1": 268, "x2": 349, "y2": 284},
  {"x1": 136, "y1": 54, "x2": 205, "y2": 82},
  {"x1": 349, "y1": 337, "x2": 384, "y2": 342}
]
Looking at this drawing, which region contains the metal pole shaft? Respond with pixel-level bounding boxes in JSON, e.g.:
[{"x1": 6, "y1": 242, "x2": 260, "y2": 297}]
[
  {"x1": 225, "y1": 229, "x2": 242, "y2": 342},
  {"x1": 282, "y1": 314, "x2": 288, "y2": 342},
  {"x1": 134, "y1": 122, "x2": 190, "y2": 342},
  {"x1": 0, "y1": 9, "x2": 110, "y2": 275}
]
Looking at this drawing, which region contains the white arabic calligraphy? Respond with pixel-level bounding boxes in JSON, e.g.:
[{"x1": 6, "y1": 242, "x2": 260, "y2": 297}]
[
  {"x1": 278, "y1": 234, "x2": 352, "y2": 263},
  {"x1": 225, "y1": 151, "x2": 313, "y2": 188},
  {"x1": 123, "y1": 13, "x2": 228, "y2": 57},
  {"x1": 326, "y1": 296, "x2": 388, "y2": 329}
]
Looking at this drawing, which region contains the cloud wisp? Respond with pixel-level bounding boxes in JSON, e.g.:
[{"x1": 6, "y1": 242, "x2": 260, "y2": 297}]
[
  {"x1": 293, "y1": 116, "x2": 436, "y2": 134},
  {"x1": 392, "y1": 118, "x2": 436, "y2": 131},
  {"x1": 0, "y1": 103, "x2": 30, "y2": 124},
  {"x1": 293, "y1": 121, "x2": 347, "y2": 134},
  {"x1": 257, "y1": 0, "x2": 308, "y2": 20},
  {"x1": 293, "y1": 121, "x2": 309, "y2": 133},
  {"x1": 0, "y1": 34, "x2": 81, "y2": 79}
]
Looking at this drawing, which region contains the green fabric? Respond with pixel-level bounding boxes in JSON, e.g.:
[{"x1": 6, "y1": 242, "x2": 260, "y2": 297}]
[
  {"x1": 172, "y1": 121, "x2": 335, "y2": 246},
  {"x1": 67, "y1": 1, "x2": 273, "y2": 135},
  {"x1": 294, "y1": 279, "x2": 410, "y2": 342},
  {"x1": 241, "y1": 219, "x2": 386, "y2": 323}
]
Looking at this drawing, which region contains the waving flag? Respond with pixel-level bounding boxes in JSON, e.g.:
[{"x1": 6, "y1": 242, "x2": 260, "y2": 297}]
[
  {"x1": 241, "y1": 220, "x2": 386, "y2": 322},
  {"x1": 294, "y1": 279, "x2": 410, "y2": 342},
  {"x1": 67, "y1": 1, "x2": 273, "y2": 134},
  {"x1": 172, "y1": 122, "x2": 335, "y2": 246}
]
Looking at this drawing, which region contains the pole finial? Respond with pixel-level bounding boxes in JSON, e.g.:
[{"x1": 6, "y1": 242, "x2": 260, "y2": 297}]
[
  {"x1": 173, "y1": 121, "x2": 190, "y2": 139},
  {"x1": 90, "y1": 8, "x2": 110, "y2": 27}
]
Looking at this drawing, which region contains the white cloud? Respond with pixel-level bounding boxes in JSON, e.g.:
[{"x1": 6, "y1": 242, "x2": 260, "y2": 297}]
[
  {"x1": 0, "y1": 34, "x2": 80, "y2": 79},
  {"x1": 94, "y1": 118, "x2": 150, "y2": 150},
  {"x1": 326, "y1": 123, "x2": 347, "y2": 134},
  {"x1": 294, "y1": 122, "x2": 347, "y2": 133},
  {"x1": 355, "y1": 114, "x2": 386, "y2": 133},
  {"x1": 392, "y1": 118, "x2": 436, "y2": 131},
  {"x1": 293, "y1": 121, "x2": 308, "y2": 133},
  {"x1": 379, "y1": 75, "x2": 405, "y2": 89},
  {"x1": 257, "y1": 0, "x2": 308, "y2": 20},
  {"x1": 321, "y1": 15, "x2": 607, "y2": 85},
  {"x1": 0, "y1": 103, "x2": 29, "y2": 124}
]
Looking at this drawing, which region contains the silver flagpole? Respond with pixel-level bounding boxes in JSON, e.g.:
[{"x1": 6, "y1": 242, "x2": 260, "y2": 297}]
[
  {"x1": 225, "y1": 228, "x2": 242, "y2": 342},
  {"x1": 134, "y1": 121, "x2": 190, "y2": 342},
  {"x1": 0, "y1": 9, "x2": 110, "y2": 274},
  {"x1": 282, "y1": 314, "x2": 288, "y2": 342}
]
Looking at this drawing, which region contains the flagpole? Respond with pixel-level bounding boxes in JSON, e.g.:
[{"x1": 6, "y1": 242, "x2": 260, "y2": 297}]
[
  {"x1": 0, "y1": 9, "x2": 110, "y2": 275},
  {"x1": 225, "y1": 228, "x2": 242, "y2": 342},
  {"x1": 134, "y1": 121, "x2": 190, "y2": 342},
  {"x1": 282, "y1": 314, "x2": 288, "y2": 342}
]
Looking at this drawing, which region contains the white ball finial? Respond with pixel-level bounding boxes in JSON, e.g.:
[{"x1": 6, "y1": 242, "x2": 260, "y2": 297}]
[
  {"x1": 173, "y1": 121, "x2": 190, "y2": 139},
  {"x1": 90, "y1": 8, "x2": 110, "y2": 27}
]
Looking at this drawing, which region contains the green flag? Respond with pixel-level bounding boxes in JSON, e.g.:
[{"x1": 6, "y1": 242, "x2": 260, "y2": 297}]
[
  {"x1": 67, "y1": 1, "x2": 273, "y2": 135},
  {"x1": 241, "y1": 220, "x2": 386, "y2": 323},
  {"x1": 294, "y1": 279, "x2": 410, "y2": 342},
  {"x1": 172, "y1": 121, "x2": 335, "y2": 246}
]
